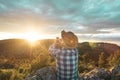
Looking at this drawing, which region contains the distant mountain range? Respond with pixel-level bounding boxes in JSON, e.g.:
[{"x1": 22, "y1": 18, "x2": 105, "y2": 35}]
[{"x1": 0, "y1": 39, "x2": 119, "y2": 60}]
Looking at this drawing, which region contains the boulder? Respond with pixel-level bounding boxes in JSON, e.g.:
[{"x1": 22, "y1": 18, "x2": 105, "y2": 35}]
[
  {"x1": 25, "y1": 66, "x2": 120, "y2": 80},
  {"x1": 82, "y1": 68, "x2": 111, "y2": 80},
  {"x1": 111, "y1": 65, "x2": 120, "y2": 80},
  {"x1": 25, "y1": 66, "x2": 56, "y2": 80}
]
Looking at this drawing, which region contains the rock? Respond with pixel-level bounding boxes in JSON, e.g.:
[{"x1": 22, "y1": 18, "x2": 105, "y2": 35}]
[
  {"x1": 82, "y1": 68, "x2": 111, "y2": 80},
  {"x1": 25, "y1": 66, "x2": 56, "y2": 80},
  {"x1": 111, "y1": 65, "x2": 120, "y2": 80},
  {"x1": 25, "y1": 66, "x2": 120, "y2": 80},
  {"x1": 84, "y1": 76, "x2": 101, "y2": 80}
]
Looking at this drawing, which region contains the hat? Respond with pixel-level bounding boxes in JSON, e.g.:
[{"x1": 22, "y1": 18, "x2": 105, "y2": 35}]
[{"x1": 61, "y1": 30, "x2": 78, "y2": 48}]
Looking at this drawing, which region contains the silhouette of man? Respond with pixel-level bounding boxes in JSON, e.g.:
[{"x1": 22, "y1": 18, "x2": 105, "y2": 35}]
[{"x1": 49, "y1": 30, "x2": 79, "y2": 80}]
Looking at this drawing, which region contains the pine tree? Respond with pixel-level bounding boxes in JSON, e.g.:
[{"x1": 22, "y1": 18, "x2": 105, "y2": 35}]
[
  {"x1": 82, "y1": 53, "x2": 90, "y2": 67},
  {"x1": 107, "y1": 54, "x2": 114, "y2": 67},
  {"x1": 98, "y1": 52, "x2": 106, "y2": 68},
  {"x1": 107, "y1": 50, "x2": 120, "y2": 67},
  {"x1": 114, "y1": 50, "x2": 120, "y2": 66}
]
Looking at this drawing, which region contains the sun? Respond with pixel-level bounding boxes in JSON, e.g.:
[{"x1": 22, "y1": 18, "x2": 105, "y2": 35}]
[
  {"x1": 22, "y1": 30, "x2": 55, "y2": 44},
  {"x1": 24, "y1": 31, "x2": 40, "y2": 44},
  {"x1": 26, "y1": 36, "x2": 38, "y2": 43}
]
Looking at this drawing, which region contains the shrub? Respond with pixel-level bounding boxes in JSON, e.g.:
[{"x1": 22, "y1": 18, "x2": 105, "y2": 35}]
[
  {"x1": 0, "y1": 70, "x2": 12, "y2": 80},
  {"x1": 30, "y1": 53, "x2": 50, "y2": 73}
]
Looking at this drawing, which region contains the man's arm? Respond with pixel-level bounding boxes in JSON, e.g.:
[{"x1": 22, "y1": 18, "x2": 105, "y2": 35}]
[{"x1": 49, "y1": 43, "x2": 61, "y2": 57}]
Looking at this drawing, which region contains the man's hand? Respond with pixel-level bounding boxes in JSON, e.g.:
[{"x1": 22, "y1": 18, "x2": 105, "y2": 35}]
[{"x1": 55, "y1": 37, "x2": 62, "y2": 49}]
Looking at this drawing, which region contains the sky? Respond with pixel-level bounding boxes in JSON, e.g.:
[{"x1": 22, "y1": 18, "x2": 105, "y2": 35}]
[{"x1": 0, "y1": 0, "x2": 120, "y2": 45}]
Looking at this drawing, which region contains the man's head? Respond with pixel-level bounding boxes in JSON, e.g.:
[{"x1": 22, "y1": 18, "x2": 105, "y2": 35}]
[{"x1": 61, "y1": 30, "x2": 78, "y2": 48}]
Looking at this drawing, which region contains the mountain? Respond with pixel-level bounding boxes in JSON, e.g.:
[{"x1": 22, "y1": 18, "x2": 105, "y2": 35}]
[
  {"x1": 0, "y1": 39, "x2": 119, "y2": 61},
  {"x1": 0, "y1": 39, "x2": 54, "y2": 58}
]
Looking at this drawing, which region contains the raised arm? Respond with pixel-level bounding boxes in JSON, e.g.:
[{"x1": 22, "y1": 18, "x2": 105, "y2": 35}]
[{"x1": 49, "y1": 43, "x2": 61, "y2": 57}]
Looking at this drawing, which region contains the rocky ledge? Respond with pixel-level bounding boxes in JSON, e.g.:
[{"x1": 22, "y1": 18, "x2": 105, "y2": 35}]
[{"x1": 25, "y1": 65, "x2": 120, "y2": 80}]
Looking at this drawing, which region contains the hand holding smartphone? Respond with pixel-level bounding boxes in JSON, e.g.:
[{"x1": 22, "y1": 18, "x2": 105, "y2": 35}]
[{"x1": 55, "y1": 37, "x2": 62, "y2": 49}]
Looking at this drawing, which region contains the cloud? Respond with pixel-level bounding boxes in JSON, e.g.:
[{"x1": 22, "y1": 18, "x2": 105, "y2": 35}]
[
  {"x1": 0, "y1": 0, "x2": 120, "y2": 23},
  {"x1": 0, "y1": 0, "x2": 120, "y2": 45},
  {"x1": 77, "y1": 33, "x2": 120, "y2": 46}
]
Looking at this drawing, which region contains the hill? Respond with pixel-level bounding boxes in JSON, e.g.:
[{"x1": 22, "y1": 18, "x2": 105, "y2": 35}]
[
  {"x1": 0, "y1": 39, "x2": 53, "y2": 58},
  {"x1": 0, "y1": 39, "x2": 119, "y2": 61},
  {"x1": 78, "y1": 42, "x2": 120, "y2": 61}
]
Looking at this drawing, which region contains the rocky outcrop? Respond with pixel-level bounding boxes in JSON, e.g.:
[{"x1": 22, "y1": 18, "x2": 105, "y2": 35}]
[
  {"x1": 82, "y1": 68, "x2": 111, "y2": 80},
  {"x1": 25, "y1": 66, "x2": 56, "y2": 80},
  {"x1": 111, "y1": 65, "x2": 120, "y2": 80},
  {"x1": 81, "y1": 65, "x2": 120, "y2": 80},
  {"x1": 25, "y1": 66, "x2": 120, "y2": 80}
]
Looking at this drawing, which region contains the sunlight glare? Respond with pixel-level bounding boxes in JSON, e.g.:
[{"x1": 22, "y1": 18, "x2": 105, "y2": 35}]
[{"x1": 24, "y1": 31, "x2": 40, "y2": 44}]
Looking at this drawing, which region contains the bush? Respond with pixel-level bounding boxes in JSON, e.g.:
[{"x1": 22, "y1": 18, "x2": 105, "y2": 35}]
[
  {"x1": 30, "y1": 53, "x2": 50, "y2": 73},
  {"x1": 0, "y1": 70, "x2": 12, "y2": 80},
  {"x1": 0, "y1": 68, "x2": 29, "y2": 80},
  {"x1": 0, "y1": 63, "x2": 14, "y2": 69},
  {"x1": 78, "y1": 66, "x2": 89, "y2": 73}
]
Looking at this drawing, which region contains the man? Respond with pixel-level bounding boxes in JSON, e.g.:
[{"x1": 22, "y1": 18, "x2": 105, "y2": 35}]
[{"x1": 49, "y1": 30, "x2": 79, "y2": 80}]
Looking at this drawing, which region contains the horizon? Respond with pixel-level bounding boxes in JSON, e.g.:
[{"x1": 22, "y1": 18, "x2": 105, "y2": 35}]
[
  {"x1": 0, "y1": 38, "x2": 120, "y2": 46},
  {"x1": 0, "y1": 0, "x2": 120, "y2": 46}
]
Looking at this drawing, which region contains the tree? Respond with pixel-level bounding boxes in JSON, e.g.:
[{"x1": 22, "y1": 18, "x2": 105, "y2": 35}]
[
  {"x1": 82, "y1": 53, "x2": 90, "y2": 67},
  {"x1": 108, "y1": 50, "x2": 120, "y2": 66},
  {"x1": 98, "y1": 52, "x2": 106, "y2": 68}
]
